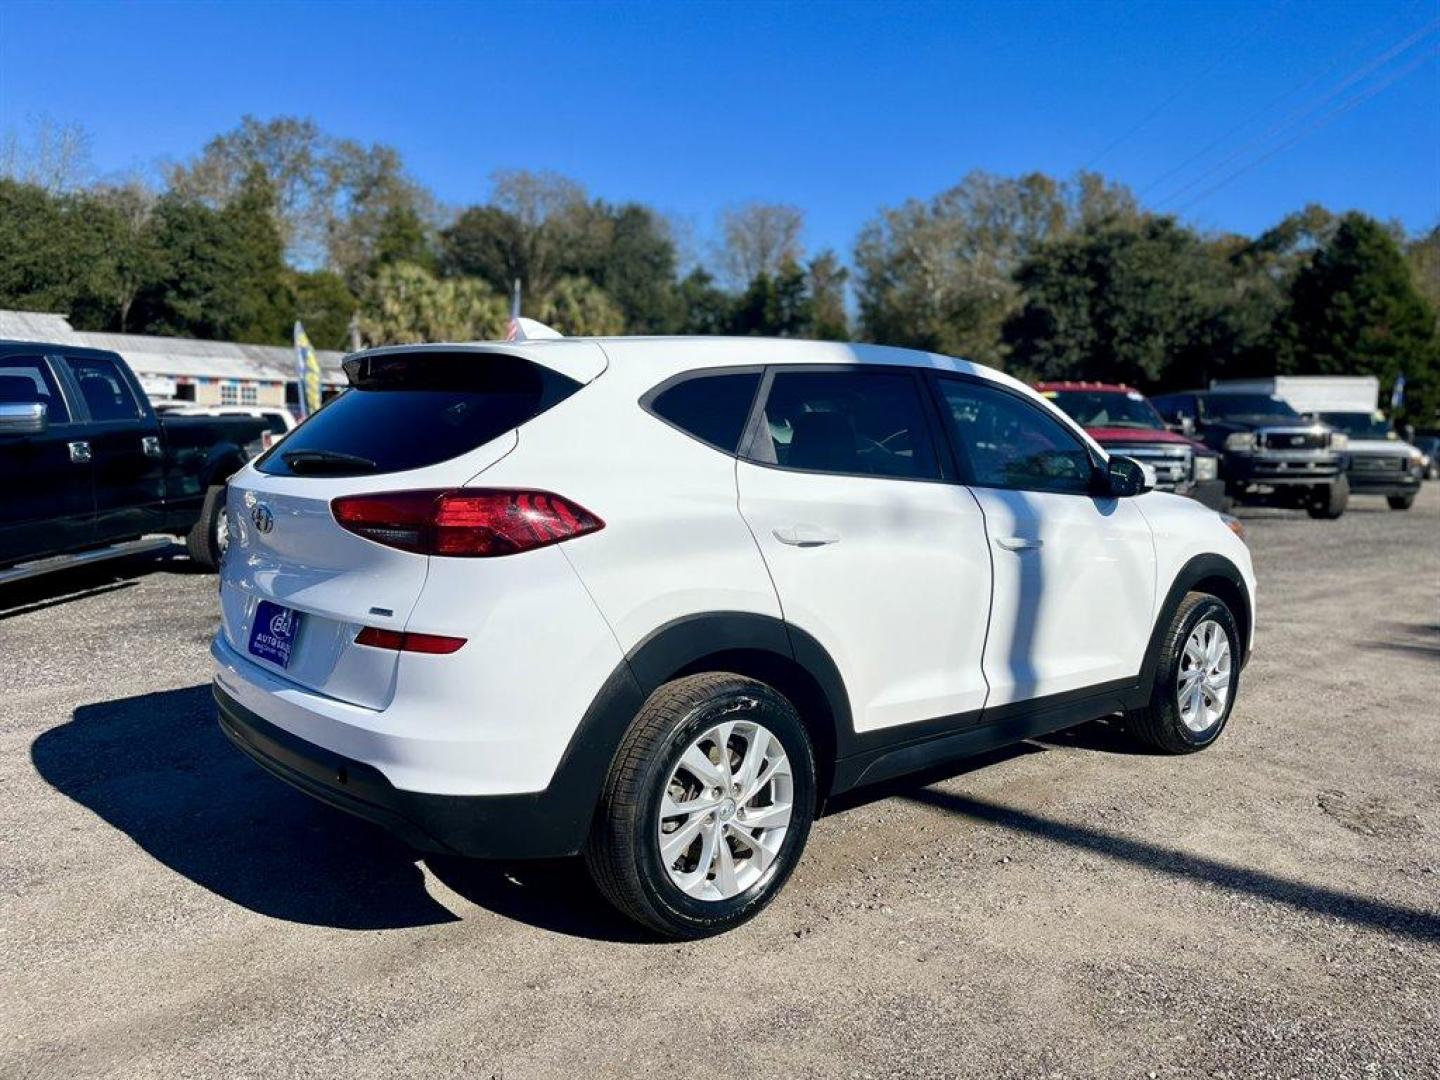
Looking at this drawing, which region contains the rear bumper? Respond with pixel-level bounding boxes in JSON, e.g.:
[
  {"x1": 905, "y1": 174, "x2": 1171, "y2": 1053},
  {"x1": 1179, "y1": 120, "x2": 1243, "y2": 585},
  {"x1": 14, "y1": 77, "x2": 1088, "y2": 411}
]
[{"x1": 215, "y1": 683, "x2": 596, "y2": 859}]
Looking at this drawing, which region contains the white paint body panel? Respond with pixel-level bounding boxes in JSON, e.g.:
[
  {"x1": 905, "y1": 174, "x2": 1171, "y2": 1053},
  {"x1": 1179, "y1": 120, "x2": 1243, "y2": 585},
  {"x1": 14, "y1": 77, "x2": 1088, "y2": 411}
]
[
  {"x1": 737, "y1": 462, "x2": 992, "y2": 731},
  {"x1": 1133, "y1": 490, "x2": 1257, "y2": 653},
  {"x1": 968, "y1": 487, "x2": 1157, "y2": 705}
]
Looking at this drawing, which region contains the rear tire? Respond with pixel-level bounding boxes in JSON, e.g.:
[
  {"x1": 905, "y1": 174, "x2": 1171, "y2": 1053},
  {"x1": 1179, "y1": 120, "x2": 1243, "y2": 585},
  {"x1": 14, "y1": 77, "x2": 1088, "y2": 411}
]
[
  {"x1": 185, "y1": 485, "x2": 228, "y2": 571},
  {"x1": 585, "y1": 672, "x2": 816, "y2": 939},
  {"x1": 1306, "y1": 475, "x2": 1348, "y2": 519},
  {"x1": 1387, "y1": 494, "x2": 1415, "y2": 510},
  {"x1": 1125, "y1": 592, "x2": 1241, "y2": 755}
]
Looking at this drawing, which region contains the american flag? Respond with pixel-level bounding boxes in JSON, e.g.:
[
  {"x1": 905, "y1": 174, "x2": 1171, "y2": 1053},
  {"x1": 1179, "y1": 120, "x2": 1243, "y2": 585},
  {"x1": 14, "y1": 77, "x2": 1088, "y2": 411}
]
[{"x1": 505, "y1": 278, "x2": 522, "y2": 341}]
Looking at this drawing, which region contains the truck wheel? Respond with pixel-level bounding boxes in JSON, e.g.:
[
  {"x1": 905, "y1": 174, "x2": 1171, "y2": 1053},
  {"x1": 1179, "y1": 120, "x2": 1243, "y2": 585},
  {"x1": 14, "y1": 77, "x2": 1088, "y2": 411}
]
[
  {"x1": 1125, "y1": 592, "x2": 1241, "y2": 754},
  {"x1": 585, "y1": 673, "x2": 816, "y2": 939},
  {"x1": 1387, "y1": 494, "x2": 1415, "y2": 511},
  {"x1": 185, "y1": 485, "x2": 228, "y2": 571},
  {"x1": 1306, "y1": 475, "x2": 1348, "y2": 519}
]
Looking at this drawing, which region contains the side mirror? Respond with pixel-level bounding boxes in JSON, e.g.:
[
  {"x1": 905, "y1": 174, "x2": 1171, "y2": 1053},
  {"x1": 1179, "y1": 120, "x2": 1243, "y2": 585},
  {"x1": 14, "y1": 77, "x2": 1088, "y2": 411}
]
[
  {"x1": 0, "y1": 401, "x2": 47, "y2": 435},
  {"x1": 1104, "y1": 455, "x2": 1151, "y2": 497}
]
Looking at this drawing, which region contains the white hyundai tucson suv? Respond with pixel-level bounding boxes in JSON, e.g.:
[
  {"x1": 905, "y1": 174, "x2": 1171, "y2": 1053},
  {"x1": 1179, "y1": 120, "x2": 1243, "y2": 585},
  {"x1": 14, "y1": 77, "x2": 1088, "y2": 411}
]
[{"x1": 212, "y1": 337, "x2": 1255, "y2": 938}]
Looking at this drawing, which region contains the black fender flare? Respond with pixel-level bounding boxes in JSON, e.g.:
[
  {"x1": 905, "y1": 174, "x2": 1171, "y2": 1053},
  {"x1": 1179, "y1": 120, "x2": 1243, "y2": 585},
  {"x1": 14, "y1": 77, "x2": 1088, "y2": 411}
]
[
  {"x1": 1138, "y1": 553, "x2": 1253, "y2": 697},
  {"x1": 533, "y1": 612, "x2": 854, "y2": 855},
  {"x1": 199, "y1": 443, "x2": 247, "y2": 491}
]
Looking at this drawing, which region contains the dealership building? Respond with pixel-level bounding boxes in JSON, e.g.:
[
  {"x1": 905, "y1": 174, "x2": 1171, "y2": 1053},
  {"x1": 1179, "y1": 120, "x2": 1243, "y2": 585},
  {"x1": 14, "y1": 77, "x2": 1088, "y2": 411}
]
[{"x1": 0, "y1": 309, "x2": 347, "y2": 409}]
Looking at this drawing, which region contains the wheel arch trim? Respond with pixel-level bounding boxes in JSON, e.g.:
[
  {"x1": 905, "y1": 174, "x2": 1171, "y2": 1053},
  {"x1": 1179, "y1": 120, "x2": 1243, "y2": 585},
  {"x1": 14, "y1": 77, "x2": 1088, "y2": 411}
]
[{"x1": 1142, "y1": 553, "x2": 1252, "y2": 693}]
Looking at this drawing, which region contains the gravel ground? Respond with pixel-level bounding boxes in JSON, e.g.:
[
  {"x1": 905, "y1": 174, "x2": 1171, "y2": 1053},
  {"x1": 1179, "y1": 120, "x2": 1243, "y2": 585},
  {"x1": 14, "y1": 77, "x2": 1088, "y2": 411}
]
[{"x1": 1, "y1": 486, "x2": 1437, "y2": 1079}]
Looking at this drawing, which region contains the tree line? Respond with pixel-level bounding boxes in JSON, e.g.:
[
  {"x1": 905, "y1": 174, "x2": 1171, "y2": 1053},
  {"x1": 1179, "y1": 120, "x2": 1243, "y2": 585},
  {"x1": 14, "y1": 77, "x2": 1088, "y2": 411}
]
[{"x1": 2, "y1": 115, "x2": 1436, "y2": 423}]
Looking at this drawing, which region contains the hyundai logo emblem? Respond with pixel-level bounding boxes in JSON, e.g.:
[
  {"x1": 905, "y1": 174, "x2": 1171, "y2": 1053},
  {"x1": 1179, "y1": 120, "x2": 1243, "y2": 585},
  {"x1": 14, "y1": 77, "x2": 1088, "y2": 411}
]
[{"x1": 251, "y1": 504, "x2": 274, "y2": 534}]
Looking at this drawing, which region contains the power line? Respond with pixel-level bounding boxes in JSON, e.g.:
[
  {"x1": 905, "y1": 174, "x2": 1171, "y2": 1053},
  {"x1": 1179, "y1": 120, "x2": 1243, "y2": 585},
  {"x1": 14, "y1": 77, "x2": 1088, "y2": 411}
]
[
  {"x1": 1137, "y1": 7, "x2": 1415, "y2": 201},
  {"x1": 1174, "y1": 46, "x2": 1438, "y2": 214},
  {"x1": 1083, "y1": 0, "x2": 1291, "y2": 171},
  {"x1": 1155, "y1": 17, "x2": 1439, "y2": 209}
]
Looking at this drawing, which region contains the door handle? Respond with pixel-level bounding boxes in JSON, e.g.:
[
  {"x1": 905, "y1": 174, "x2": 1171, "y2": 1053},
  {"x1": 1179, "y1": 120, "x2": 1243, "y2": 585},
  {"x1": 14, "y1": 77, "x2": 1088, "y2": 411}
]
[
  {"x1": 141, "y1": 435, "x2": 162, "y2": 459},
  {"x1": 68, "y1": 440, "x2": 92, "y2": 465},
  {"x1": 995, "y1": 536, "x2": 1043, "y2": 551},
  {"x1": 773, "y1": 525, "x2": 840, "y2": 548}
]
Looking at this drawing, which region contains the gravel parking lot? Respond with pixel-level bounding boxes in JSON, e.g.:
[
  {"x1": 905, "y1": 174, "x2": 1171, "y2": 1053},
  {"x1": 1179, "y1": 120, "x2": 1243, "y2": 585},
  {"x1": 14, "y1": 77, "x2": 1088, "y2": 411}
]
[{"x1": 2, "y1": 486, "x2": 1437, "y2": 1079}]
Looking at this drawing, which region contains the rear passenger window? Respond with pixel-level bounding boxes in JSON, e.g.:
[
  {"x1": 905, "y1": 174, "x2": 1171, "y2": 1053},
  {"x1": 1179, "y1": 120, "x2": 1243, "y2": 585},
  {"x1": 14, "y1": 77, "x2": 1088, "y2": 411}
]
[
  {"x1": 62, "y1": 354, "x2": 140, "y2": 422},
  {"x1": 749, "y1": 369, "x2": 941, "y2": 481},
  {"x1": 0, "y1": 355, "x2": 70, "y2": 423},
  {"x1": 936, "y1": 378, "x2": 1093, "y2": 495},
  {"x1": 648, "y1": 371, "x2": 760, "y2": 453}
]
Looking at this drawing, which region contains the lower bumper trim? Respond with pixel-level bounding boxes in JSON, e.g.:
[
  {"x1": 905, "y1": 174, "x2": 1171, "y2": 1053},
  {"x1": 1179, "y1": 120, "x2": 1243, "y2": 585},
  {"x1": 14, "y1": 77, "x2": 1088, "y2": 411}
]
[{"x1": 214, "y1": 684, "x2": 593, "y2": 859}]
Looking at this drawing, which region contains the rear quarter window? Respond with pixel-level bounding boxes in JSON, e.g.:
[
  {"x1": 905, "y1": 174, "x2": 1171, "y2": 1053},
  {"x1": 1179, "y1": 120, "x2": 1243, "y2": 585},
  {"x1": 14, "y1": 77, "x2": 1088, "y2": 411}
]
[
  {"x1": 256, "y1": 352, "x2": 580, "y2": 477},
  {"x1": 645, "y1": 370, "x2": 761, "y2": 453}
]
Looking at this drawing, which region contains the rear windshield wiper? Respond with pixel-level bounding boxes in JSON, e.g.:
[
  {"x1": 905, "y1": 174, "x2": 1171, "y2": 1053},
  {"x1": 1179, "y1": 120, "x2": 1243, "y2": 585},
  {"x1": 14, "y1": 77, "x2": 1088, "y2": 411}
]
[{"x1": 281, "y1": 449, "x2": 378, "y2": 474}]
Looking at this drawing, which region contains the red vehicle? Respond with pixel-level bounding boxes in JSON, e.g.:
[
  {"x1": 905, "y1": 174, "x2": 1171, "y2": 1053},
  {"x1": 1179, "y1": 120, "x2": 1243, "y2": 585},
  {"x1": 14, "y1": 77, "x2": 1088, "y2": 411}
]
[{"x1": 1035, "y1": 381, "x2": 1227, "y2": 510}]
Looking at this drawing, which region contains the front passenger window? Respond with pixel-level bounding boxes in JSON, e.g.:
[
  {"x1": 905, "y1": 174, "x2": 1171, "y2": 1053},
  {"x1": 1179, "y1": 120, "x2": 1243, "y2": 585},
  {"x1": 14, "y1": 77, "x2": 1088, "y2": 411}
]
[
  {"x1": 936, "y1": 378, "x2": 1093, "y2": 495},
  {"x1": 0, "y1": 356, "x2": 70, "y2": 423}
]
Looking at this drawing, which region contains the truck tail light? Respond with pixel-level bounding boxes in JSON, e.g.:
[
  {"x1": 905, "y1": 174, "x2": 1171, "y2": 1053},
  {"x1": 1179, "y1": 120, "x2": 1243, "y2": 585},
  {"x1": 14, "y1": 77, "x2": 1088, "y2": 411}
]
[{"x1": 330, "y1": 489, "x2": 603, "y2": 557}]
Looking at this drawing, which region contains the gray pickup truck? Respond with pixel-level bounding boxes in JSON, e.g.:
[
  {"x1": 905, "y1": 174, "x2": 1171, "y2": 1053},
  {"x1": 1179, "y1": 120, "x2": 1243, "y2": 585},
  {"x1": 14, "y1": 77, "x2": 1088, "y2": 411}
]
[{"x1": 1, "y1": 341, "x2": 271, "y2": 584}]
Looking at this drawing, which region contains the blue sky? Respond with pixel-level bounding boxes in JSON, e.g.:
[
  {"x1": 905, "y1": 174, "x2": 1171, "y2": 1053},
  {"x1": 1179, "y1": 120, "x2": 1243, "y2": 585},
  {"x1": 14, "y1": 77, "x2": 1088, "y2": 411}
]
[{"x1": 2, "y1": 0, "x2": 1436, "y2": 263}]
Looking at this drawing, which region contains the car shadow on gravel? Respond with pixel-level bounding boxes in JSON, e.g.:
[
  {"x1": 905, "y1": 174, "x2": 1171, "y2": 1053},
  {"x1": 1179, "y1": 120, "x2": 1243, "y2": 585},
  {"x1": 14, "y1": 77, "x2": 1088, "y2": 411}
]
[
  {"x1": 898, "y1": 786, "x2": 1440, "y2": 943},
  {"x1": 1357, "y1": 621, "x2": 1440, "y2": 659},
  {"x1": 422, "y1": 857, "x2": 654, "y2": 943},
  {"x1": 31, "y1": 684, "x2": 460, "y2": 930}
]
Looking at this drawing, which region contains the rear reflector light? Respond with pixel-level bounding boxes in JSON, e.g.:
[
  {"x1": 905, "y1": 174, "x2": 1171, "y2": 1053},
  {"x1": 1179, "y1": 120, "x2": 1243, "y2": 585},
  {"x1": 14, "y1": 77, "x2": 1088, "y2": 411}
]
[
  {"x1": 354, "y1": 627, "x2": 467, "y2": 654},
  {"x1": 330, "y1": 489, "x2": 603, "y2": 557}
]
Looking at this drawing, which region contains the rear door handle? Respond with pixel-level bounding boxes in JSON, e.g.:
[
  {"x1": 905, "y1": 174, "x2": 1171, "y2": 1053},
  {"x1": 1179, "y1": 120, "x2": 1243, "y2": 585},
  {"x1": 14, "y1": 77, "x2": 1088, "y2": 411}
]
[
  {"x1": 68, "y1": 440, "x2": 92, "y2": 465},
  {"x1": 773, "y1": 525, "x2": 840, "y2": 547},
  {"x1": 995, "y1": 536, "x2": 1043, "y2": 551}
]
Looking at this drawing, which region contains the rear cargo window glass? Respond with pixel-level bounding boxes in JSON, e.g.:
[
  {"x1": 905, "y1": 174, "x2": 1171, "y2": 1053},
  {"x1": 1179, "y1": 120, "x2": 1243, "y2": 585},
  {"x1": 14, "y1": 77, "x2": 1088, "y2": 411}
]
[
  {"x1": 648, "y1": 371, "x2": 760, "y2": 453},
  {"x1": 256, "y1": 352, "x2": 580, "y2": 477}
]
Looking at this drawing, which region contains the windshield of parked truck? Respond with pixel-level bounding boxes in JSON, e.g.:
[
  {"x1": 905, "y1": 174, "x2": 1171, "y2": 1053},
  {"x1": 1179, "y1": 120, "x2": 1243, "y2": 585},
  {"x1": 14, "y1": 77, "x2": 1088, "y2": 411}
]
[
  {"x1": 1045, "y1": 390, "x2": 1166, "y2": 430},
  {"x1": 1205, "y1": 394, "x2": 1301, "y2": 421},
  {"x1": 1317, "y1": 412, "x2": 1395, "y2": 440}
]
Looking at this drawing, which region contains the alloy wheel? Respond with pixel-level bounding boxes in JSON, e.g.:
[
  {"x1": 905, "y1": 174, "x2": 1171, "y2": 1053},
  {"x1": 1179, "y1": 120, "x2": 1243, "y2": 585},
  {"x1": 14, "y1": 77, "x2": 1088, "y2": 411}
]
[
  {"x1": 658, "y1": 719, "x2": 794, "y2": 901},
  {"x1": 1177, "y1": 618, "x2": 1232, "y2": 732}
]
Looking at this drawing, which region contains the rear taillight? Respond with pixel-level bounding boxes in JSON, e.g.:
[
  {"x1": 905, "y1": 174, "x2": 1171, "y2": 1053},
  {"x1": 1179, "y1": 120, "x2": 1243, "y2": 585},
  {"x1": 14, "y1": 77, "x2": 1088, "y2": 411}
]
[
  {"x1": 330, "y1": 489, "x2": 603, "y2": 557},
  {"x1": 354, "y1": 627, "x2": 467, "y2": 654}
]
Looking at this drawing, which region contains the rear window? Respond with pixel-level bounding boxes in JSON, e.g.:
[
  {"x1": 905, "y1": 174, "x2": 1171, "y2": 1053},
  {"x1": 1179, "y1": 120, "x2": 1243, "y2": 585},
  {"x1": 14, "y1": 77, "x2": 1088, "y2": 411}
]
[
  {"x1": 646, "y1": 370, "x2": 761, "y2": 453},
  {"x1": 256, "y1": 352, "x2": 580, "y2": 477}
]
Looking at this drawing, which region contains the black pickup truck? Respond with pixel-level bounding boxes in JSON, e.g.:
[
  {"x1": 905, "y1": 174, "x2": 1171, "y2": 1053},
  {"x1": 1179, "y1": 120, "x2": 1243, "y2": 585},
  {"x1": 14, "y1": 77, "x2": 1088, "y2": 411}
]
[
  {"x1": 1151, "y1": 389, "x2": 1348, "y2": 519},
  {"x1": 1, "y1": 341, "x2": 271, "y2": 583}
]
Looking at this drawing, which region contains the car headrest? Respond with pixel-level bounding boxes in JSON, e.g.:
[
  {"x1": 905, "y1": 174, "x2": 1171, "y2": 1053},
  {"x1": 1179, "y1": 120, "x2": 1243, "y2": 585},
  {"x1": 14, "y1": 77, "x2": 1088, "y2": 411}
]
[{"x1": 787, "y1": 410, "x2": 859, "y2": 473}]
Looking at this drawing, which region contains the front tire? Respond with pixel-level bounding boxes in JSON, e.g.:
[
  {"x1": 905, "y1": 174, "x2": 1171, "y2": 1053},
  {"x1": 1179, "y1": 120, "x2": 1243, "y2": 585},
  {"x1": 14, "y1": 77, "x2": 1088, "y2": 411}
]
[
  {"x1": 585, "y1": 673, "x2": 816, "y2": 939},
  {"x1": 1306, "y1": 475, "x2": 1348, "y2": 519},
  {"x1": 1125, "y1": 592, "x2": 1241, "y2": 754},
  {"x1": 1388, "y1": 494, "x2": 1415, "y2": 510}
]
